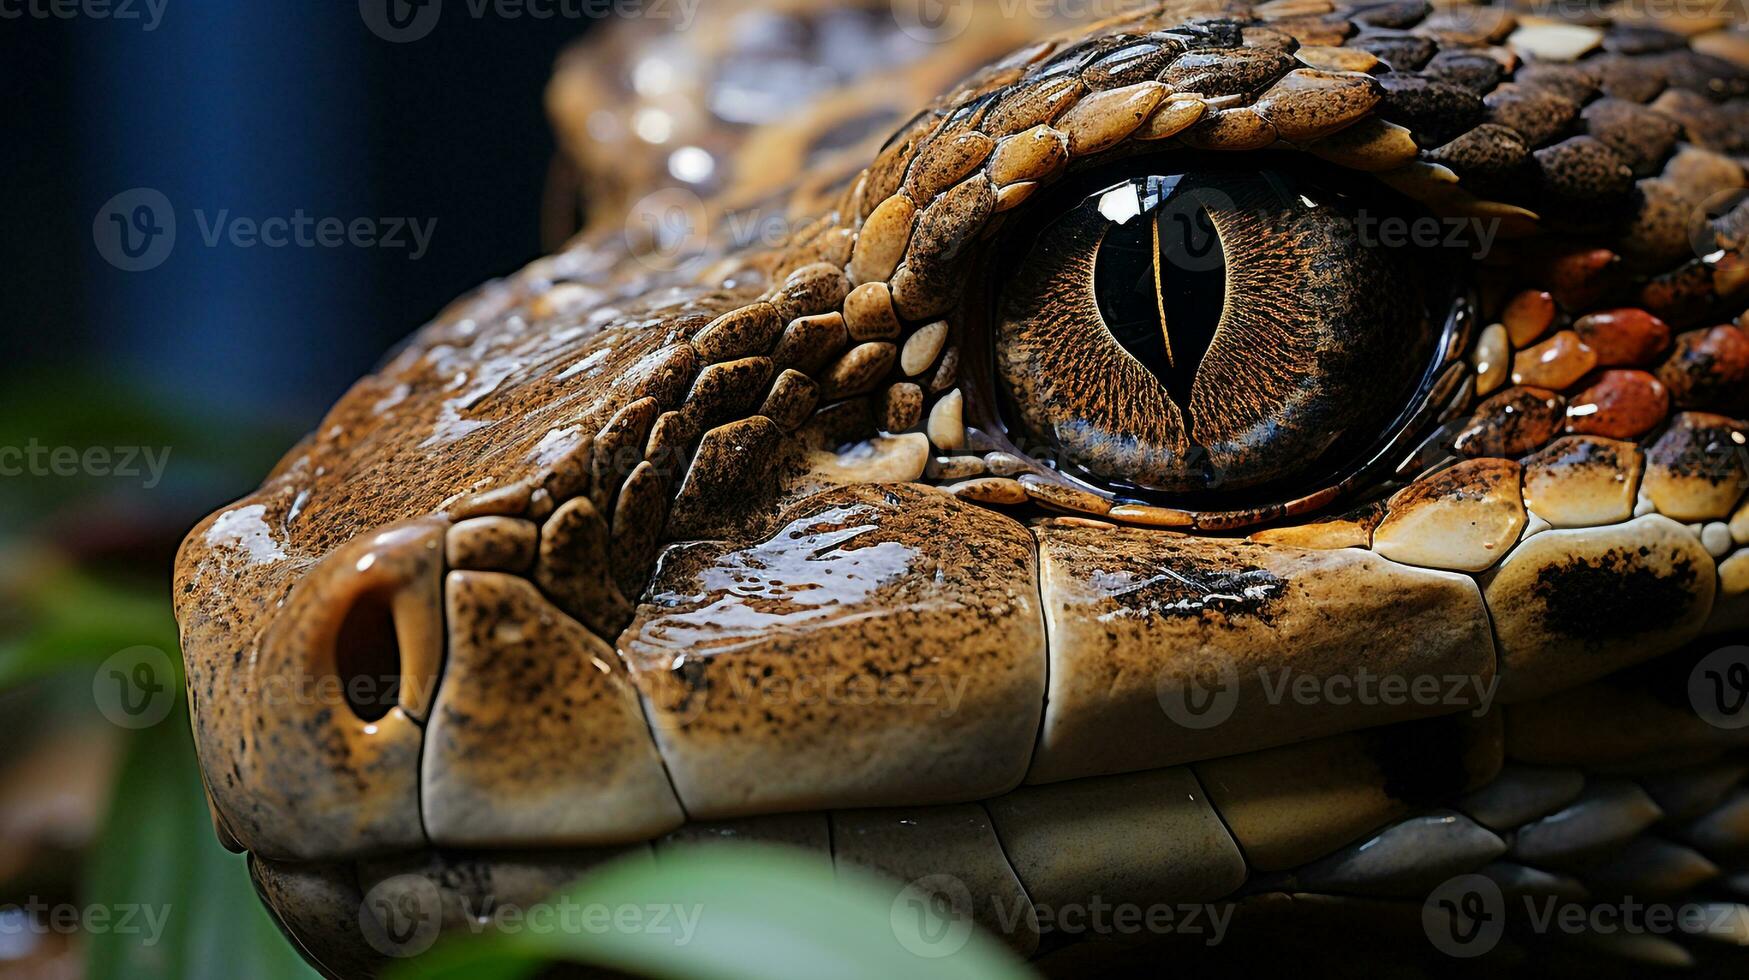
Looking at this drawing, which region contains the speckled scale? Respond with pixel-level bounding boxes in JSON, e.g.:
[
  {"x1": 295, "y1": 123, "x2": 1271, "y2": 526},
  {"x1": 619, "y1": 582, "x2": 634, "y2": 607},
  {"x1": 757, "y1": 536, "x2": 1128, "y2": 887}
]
[
  {"x1": 1422, "y1": 51, "x2": 1504, "y2": 95},
  {"x1": 1160, "y1": 18, "x2": 1247, "y2": 51},
  {"x1": 1256, "y1": 68, "x2": 1382, "y2": 142},
  {"x1": 1602, "y1": 24, "x2": 1687, "y2": 56},
  {"x1": 861, "y1": 113, "x2": 944, "y2": 220},
  {"x1": 771, "y1": 312, "x2": 849, "y2": 375},
  {"x1": 1658, "y1": 88, "x2": 1749, "y2": 155},
  {"x1": 821, "y1": 342, "x2": 899, "y2": 401},
  {"x1": 1586, "y1": 51, "x2": 1670, "y2": 104},
  {"x1": 1659, "y1": 324, "x2": 1749, "y2": 412},
  {"x1": 1484, "y1": 83, "x2": 1580, "y2": 148},
  {"x1": 1351, "y1": 0, "x2": 1431, "y2": 30},
  {"x1": 691, "y1": 302, "x2": 784, "y2": 363},
  {"x1": 678, "y1": 357, "x2": 775, "y2": 433},
  {"x1": 1353, "y1": 32, "x2": 1438, "y2": 72},
  {"x1": 1159, "y1": 47, "x2": 1300, "y2": 97},
  {"x1": 636, "y1": 343, "x2": 701, "y2": 410},
  {"x1": 759, "y1": 369, "x2": 820, "y2": 432},
  {"x1": 1419, "y1": 5, "x2": 1516, "y2": 47},
  {"x1": 983, "y1": 76, "x2": 1087, "y2": 137},
  {"x1": 891, "y1": 174, "x2": 996, "y2": 321},
  {"x1": 1583, "y1": 98, "x2": 1682, "y2": 177},
  {"x1": 608, "y1": 461, "x2": 668, "y2": 602},
  {"x1": 1423, "y1": 123, "x2": 1527, "y2": 188},
  {"x1": 1081, "y1": 36, "x2": 1180, "y2": 89},
  {"x1": 536, "y1": 495, "x2": 632, "y2": 638},
  {"x1": 666, "y1": 416, "x2": 791, "y2": 540},
  {"x1": 1376, "y1": 72, "x2": 1485, "y2": 145},
  {"x1": 1454, "y1": 386, "x2": 1566, "y2": 458},
  {"x1": 771, "y1": 264, "x2": 851, "y2": 325},
  {"x1": 589, "y1": 396, "x2": 661, "y2": 515},
  {"x1": 1533, "y1": 136, "x2": 1636, "y2": 209},
  {"x1": 1515, "y1": 63, "x2": 1598, "y2": 105},
  {"x1": 904, "y1": 131, "x2": 997, "y2": 203}
]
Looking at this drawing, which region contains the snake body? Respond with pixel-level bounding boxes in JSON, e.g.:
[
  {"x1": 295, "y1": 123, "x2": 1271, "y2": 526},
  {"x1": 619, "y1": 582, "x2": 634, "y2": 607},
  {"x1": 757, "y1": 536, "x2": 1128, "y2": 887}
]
[{"x1": 174, "y1": 1, "x2": 1749, "y2": 975}]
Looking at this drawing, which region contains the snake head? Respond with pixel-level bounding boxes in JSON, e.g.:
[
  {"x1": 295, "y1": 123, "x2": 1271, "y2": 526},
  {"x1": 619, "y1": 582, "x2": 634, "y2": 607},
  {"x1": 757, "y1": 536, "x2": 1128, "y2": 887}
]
[{"x1": 175, "y1": 1, "x2": 1749, "y2": 970}]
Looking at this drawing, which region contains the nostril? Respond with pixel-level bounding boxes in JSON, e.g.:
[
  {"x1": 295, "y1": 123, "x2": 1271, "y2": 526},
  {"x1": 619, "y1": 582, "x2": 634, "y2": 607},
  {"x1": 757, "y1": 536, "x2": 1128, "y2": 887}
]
[{"x1": 334, "y1": 586, "x2": 402, "y2": 723}]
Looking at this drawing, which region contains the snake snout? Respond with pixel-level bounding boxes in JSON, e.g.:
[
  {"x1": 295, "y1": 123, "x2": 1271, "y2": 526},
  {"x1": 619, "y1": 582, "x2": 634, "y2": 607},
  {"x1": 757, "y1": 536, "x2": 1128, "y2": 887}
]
[{"x1": 229, "y1": 520, "x2": 446, "y2": 861}]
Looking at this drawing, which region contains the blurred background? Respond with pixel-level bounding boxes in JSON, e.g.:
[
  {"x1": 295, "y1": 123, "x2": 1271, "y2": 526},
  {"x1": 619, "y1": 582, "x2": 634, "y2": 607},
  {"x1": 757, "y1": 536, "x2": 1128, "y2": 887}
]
[{"x1": 1, "y1": 4, "x2": 589, "y2": 976}]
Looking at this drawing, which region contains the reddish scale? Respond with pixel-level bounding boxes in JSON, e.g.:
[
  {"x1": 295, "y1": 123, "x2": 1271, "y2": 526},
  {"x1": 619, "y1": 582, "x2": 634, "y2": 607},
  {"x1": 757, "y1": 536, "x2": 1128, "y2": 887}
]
[
  {"x1": 1501, "y1": 288, "x2": 1557, "y2": 347},
  {"x1": 1571, "y1": 308, "x2": 1671, "y2": 367},
  {"x1": 1512, "y1": 330, "x2": 1596, "y2": 390},
  {"x1": 1535, "y1": 248, "x2": 1620, "y2": 312},
  {"x1": 1658, "y1": 324, "x2": 1749, "y2": 413},
  {"x1": 1565, "y1": 369, "x2": 1671, "y2": 440}
]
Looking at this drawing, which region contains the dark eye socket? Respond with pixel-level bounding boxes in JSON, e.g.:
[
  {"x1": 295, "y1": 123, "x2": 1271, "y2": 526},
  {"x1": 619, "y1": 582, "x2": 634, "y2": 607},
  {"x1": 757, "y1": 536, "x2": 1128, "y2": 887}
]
[{"x1": 989, "y1": 154, "x2": 1462, "y2": 512}]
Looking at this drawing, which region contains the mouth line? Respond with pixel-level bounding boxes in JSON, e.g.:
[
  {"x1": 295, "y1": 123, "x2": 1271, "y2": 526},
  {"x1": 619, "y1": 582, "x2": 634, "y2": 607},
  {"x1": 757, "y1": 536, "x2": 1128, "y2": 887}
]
[{"x1": 217, "y1": 448, "x2": 1736, "y2": 870}]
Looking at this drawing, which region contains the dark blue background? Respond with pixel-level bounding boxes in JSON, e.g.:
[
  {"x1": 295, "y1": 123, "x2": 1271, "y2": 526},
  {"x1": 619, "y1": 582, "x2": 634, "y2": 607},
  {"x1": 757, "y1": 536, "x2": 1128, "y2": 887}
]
[
  {"x1": 5, "y1": 1, "x2": 584, "y2": 423},
  {"x1": 2, "y1": 2, "x2": 595, "y2": 538}
]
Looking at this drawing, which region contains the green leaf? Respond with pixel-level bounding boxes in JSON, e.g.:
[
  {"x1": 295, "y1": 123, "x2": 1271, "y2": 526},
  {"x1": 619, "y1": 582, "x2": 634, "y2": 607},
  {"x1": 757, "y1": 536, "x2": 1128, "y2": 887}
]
[
  {"x1": 0, "y1": 567, "x2": 180, "y2": 690},
  {"x1": 390, "y1": 846, "x2": 1033, "y2": 980},
  {"x1": 82, "y1": 704, "x2": 319, "y2": 980}
]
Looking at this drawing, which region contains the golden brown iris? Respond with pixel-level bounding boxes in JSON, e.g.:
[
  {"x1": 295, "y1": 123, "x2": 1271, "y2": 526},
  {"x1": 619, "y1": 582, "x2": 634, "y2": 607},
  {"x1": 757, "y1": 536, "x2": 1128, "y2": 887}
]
[{"x1": 995, "y1": 160, "x2": 1446, "y2": 500}]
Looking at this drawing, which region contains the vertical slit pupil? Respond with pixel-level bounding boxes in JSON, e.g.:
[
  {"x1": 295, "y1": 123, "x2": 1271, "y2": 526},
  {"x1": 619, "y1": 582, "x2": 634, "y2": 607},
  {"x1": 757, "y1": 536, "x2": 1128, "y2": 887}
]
[{"x1": 1094, "y1": 178, "x2": 1227, "y2": 429}]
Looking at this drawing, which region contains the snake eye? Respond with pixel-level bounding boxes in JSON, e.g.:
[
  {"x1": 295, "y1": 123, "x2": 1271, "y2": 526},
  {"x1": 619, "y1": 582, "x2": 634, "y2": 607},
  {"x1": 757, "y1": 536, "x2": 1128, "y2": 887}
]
[{"x1": 992, "y1": 155, "x2": 1458, "y2": 507}]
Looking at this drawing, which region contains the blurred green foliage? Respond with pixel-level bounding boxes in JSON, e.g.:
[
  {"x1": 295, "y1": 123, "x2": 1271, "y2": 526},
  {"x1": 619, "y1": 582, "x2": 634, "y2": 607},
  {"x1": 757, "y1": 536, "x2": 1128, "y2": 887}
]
[{"x1": 389, "y1": 846, "x2": 1030, "y2": 980}]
